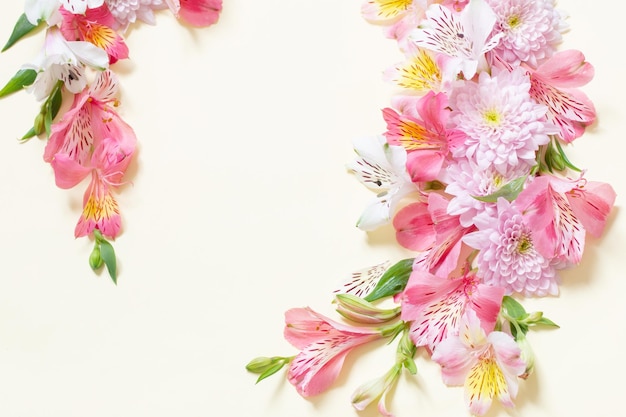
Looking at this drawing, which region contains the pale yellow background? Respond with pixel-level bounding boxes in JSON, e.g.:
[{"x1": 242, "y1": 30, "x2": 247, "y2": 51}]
[{"x1": 0, "y1": 1, "x2": 623, "y2": 416}]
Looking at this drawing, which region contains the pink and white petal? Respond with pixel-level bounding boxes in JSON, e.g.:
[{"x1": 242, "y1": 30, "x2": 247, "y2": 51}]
[
  {"x1": 334, "y1": 261, "x2": 391, "y2": 297},
  {"x1": 468, "y1": 285, "x2": 505, "y2": 334},
  {"x1": 89, "y1": 69, "x2": 119, "y2": 103},
  {"x1": 431, "y1": 336, "x2": 473, "y2": 386},
  {"x1": 288, "y1": 343, "x2": 350, "y2": 397}
]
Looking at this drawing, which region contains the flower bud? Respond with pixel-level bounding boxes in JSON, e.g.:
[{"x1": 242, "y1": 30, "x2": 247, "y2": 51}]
[
  {"x1": 245, "y1": 356, "x2": 276, "y2": 373},
  {"x1": 33, "y1": 112, "x2": 46, "y2": 136},
  {"x1": 89, "y1": 245, "x2": 103, "y2": 270},
  {"x1": 516, "y1": 335, "x2": 535, "y2": 379},
  {"x1": 335, "y1": 293, "x2": 400, "y2": 324}
]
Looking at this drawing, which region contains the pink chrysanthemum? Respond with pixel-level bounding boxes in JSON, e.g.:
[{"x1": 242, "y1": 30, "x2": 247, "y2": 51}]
[
  {"x1": 104, "y1": 0, "x2": 166, "y2": 30},
  {"x1": 443, "y1": 158, "x2": 530, "y2": 228},
  {"x1": 486, "y1": 0, "x2": 567, "y2": 68},
  {"x1": 449, "y1": 67, "x2": 556, "y2": 174},
  {"x1": 463, "y1": 198, "x2": 559, "y2": 297}
]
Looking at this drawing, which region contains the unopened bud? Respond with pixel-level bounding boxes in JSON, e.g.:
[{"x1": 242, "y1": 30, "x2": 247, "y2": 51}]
[
  {"x1": 245, "y1": 356, "x2": 276, "y2": 373},
  {"x1": 89, "y1": 245, "x2": 103, "y2": 270},
  {"x1": 335, "y1": 293, "x2": 400, "y2": 324},
  {"x1": 517, "y1": 335, "x2": 535, "y2": 379},
  {"x1": 33, "y1": 112, "x2": 46, "y2": 136}
]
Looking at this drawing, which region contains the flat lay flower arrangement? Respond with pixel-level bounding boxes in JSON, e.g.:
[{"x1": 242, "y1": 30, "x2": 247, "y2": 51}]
[
  {"x1": 247, "y1": 0, "x2": 616, "y2": 416},
  {"x1": 0, "y1": 0, "x2": 222, "y2": 283}
]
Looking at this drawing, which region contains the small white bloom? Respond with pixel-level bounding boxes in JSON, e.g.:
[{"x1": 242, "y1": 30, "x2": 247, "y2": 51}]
[{"x1": 347, "y1": 136, "x2": 416, "y2": 231}]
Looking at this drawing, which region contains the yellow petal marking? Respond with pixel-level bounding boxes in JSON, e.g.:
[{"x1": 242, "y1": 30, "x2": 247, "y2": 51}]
[
  {"x1": 393, "y1": 49, "x2": 441, "y2": 92},
  {"x1": 371, "y1": 0, "x2": 414, "y2": 19},
  {"x1": 465, "y1": 353, "x2": 508, "y2": 411}
]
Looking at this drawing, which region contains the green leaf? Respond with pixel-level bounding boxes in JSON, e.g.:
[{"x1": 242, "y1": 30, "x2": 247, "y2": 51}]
[
  {"x1": 99, "y1": 239, "x2": 117, "y2": 284},
  {"x1": 20, "y1": 126, "x2": 36, "y2": 141},
  {"x1": 255, "y1": 361, "x2": 287, "y2": 384},
  {"x1": 2, "y1": 14, "x2": 40, "y2": 52},
  {"x1": 473, "y1": 175, "x2": 527, "y2": 203},
  {"x1": 0, "y1": 69, "x2": 37, "y2": 98},
  {"x1": 554, "y1": 138, "x2": 581, "y2": 172},
  {"x1": 49, "y1": 84, "x2": 63, "y2": 119},
  {"x1": 534, "y1": 317, "x2": 560, "y2": 328},
  {"x1": 501, "y1": 296, "x2": 527, "y2": 320},
  {"x1": 364, "y1": 258, "x2": 414, "y2": 302}
]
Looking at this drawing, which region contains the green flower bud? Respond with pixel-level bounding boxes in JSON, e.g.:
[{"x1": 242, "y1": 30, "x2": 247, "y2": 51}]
[
  {"x1": 335, "y1": 293, "x2": 401, "y2": 324},
  {"x1": 89, "y1": 245, "x2": 103, "y2": 270},
  {"x1": 33, "y1": 112, "x2": 46, "y2": 136}
]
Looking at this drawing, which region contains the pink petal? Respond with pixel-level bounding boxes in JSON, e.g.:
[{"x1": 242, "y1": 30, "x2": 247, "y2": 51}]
[
  {"x1": 535, "y1": 50, "x2": 594, "y2": 88},
  {"x1": 50, "y1": 154, "x2": 91, "y2": 189},
  {"x1": 406, "y1": 150, "x2": 445, "y2": 182},
  {"x1": 567, "y1": 181, "x2": 616, "y2": 237},
  {"x1": 178, "y1": 0, "x2": 222, "y2": 27},
  {"x1": 393, "y1": 201, "x2": 436, "y2": 251}
]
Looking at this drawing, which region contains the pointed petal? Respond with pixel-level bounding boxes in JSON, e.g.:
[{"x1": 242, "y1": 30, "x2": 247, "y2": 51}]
[
  {"x1": 567, "y1": 181, "x2": 616, "y2": 237},
  {"x1": 178, "y1": 0, "x2": 222, "y2": 27},
  {"x1": 75, "y1": 175, "x2": 121, "y2": 238},
  {"x1": 50, "y1": 154, "x2": 91, "y2": 189},
  {"x1": 535, "y1": 49, "x2": 594, "y2": 88}
]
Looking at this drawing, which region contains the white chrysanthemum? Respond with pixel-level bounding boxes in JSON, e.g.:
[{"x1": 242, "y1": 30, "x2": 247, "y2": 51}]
[
  {"x1": 464, "y1": 198, "x2": 559, "y2": 297},
  {"x1": 105, "y1": 0, "x2": 167, "y2": 30},
  {"x1": 449, "y1": 67, "x2": 556, "y2": 174},
  {"x1": 487, "y1": 0, "x2": 568, "y2": 68},
  {"x1": 442, "y1": 158, "x2": 529, "y2": 228}
]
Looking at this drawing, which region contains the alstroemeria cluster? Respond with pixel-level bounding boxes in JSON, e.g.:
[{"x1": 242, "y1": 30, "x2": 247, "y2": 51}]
[
  {"x1": 1, "y1": 0, "x2": 222, "y2": 282},
  {"x1": 248, "y1": 0, "x2": 616, "y2": 416}
]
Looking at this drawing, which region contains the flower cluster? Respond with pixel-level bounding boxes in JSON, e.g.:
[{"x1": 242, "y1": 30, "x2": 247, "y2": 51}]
[
  {"x1": 0, "y1": 0, "x2": 222, "y2": 282},
  {"x1": 247, "y1": 0, "x2": 616, "y2": 415}
]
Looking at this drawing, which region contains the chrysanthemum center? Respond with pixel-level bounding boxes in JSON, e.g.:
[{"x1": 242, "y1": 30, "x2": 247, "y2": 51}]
[
  {"x1": 507, "y1": 15, "x2": 521, "y2": 29},
  {"x1": 517, "y1": 233, "x2": 533, "y2": 254},
  {"x1": 483, "y1": 109, "x2": 501, "y2": 126}
]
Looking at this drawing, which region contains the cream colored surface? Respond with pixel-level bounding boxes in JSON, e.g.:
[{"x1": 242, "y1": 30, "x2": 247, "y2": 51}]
[{"x1": 0, "y1": 1, "x2": 623, "y2": 416}]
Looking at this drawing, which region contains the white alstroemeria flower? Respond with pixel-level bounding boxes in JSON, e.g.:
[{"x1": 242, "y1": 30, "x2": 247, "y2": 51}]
[
  {"x1": 410, "y1": 0, "x2": 503, "y2": 80},
  {"x1": 347, "y1": 135, "x2": 417, "y2": 231},
  {"x1": 24, "y1": 0, "x2": 61, "y2": 25},
  {"x1": 60, "y1": 0, "x2": 105, "y2": 14},
  {"x1": 25, "y1": 27, "x2": 109, "y2": 100}
]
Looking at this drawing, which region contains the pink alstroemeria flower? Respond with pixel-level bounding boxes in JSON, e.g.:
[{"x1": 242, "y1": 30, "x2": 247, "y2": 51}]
[
  {"x1": 526, "y1": 49, "x2": 596, "y2": 142},
  {"x1": 383, "y1": 92, "x2": 459, "y2": 182},
  {"x1": 400, "y1": 269, "x2": 505, "y2": 352},
  {"x1": 44, "y1": 70, "x2": 136, "y2": 238},
  {"x1": 60, "y1": 4, "x2": 129, "y2": 64},
  {"x1": 284, "y1": 307, "x2": 384, "y2": 397},
  {"x1": 431, "y1": 310, "x2": 526, "y2": 416},
  {"x1": 394, "y1": 192, "x2": 473, "y2": 277},
  {"x1": 165, "y1": 0, "x2": 222, "y2": 27},
  {"x1": 515, "y1": 174, "x2": 616, "y2": 266}
]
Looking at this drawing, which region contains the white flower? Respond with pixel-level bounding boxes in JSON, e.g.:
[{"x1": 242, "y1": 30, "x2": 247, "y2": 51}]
[
  {"x1": 25, "y1": 27, "x2": 109, "y2": 100},
  {"x1": 61, "y1": 0, "x2": 105, "y2": 14},
  {"x1": 347, "y1": 136, "x2": 416, "y2": 231},
  {"x1": 449, "y1": 67, "x2": 557, "y2": 174},
  {"x1": 409, "y1": 0, "x2": 503, "y2": 80},
  {"x1": 486, "y1": 0, "x2": 568, "y2": 68}
]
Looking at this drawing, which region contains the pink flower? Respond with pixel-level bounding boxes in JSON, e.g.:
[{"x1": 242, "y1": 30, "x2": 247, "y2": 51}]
[
  {"x1": 165, "y1": 0, "x2": 222, "y2": 27},
  {"x1": 284, "y1": 307, "x2": 384, "y2": 397},
  {"x1": 566, "y1": 179, "x2": 616, "y2": 238},
  {"x1": 527, "y1": 49, "x2": 596, "y2": 142},
  {"x1": 394, "y1": 193, "x2": 473, "y2": 277},
  {"x1": 60, "y1": 4, "x2": 129, "y2": 64},
  {"x1": 400, "y1": 269, "x2": 505, "y2": 352},
  {"x1": 464, "y1": 198, "x2": 559, "y2": 297},
  {"x1": 44, "y1": 70, "x2": 136, "y2": 238},
  {"x1": 383, "y1": 92, "x2": 456, "y2": 182},
  {"x1": 486, "y1": 0, "x2": 567, "y2": 68},
  {"x1": 432, "y1": 310, "x2": 526, "y2": 416},
  {"x1": 449, "y1": 67, "x2": 557, "y2": 174}
]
